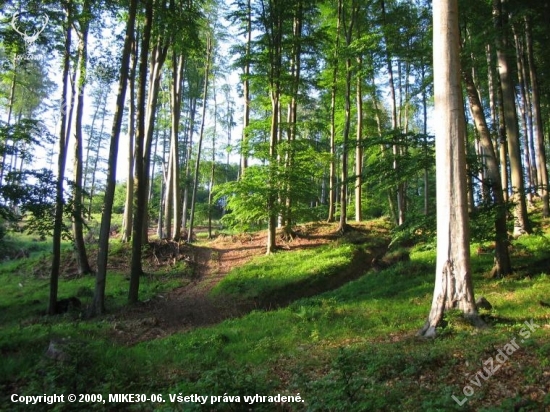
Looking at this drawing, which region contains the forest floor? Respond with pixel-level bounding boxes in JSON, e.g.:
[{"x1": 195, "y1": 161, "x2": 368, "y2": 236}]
[
  {"x1": 2, "y1": 215, "x2": 550, "y2": 411},
  {"x1": 109, "y1": 222, "x2": 389, "y2": 346}
]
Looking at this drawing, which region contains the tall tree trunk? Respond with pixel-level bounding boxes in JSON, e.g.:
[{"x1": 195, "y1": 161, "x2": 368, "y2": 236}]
[
  {"x1": 208, "y1": 79, "x2": 217, "y2": 239},
  {"x1": 49, "y1": 4, "x2": 72, "y2": 315},
  {"x1": 121, "y1": 35, "x2": 137, "y2": 243},
  {"x1": 87, "y1": 113, "x2": 107, "y2": 215},
  {"x1": 172, "y1": 55, "x2": 185, "y2": 239},
  {"x1": 355, "y1": 57, "x2": 363, "y2": 222},
  {"x1": 240, "y1": 0, "x2": 252, "y2": 177},
  {"x1": 263, "y1": 0, "x2": 283, "y2": 254},
  {"x1": 164, "y1": 53, "x2": 184, "y2": 240},
  {"x1": 485, "y1": 43, "x2": 509, "y2": 203},
  {"x1": 419, "y1": 0, "x2": 483, "y2": 337},
  {"x1": 380, "y1": 0, "x2": 403, "y2": 226},
  {"x1": 0, "y1": 57, "x2": 17, "y2": 185},
  {"x1": 512, "y1": 25, "x2": 535, "y2": 204},
  {"x1": 141, "y1": 42, "x2": 168, "y2": 242},
  {"x1": 525, "y1": 16, "x2": 549, "y2": 217},
  {"x1": 421, "y1": 60, "x2": 430, "y2": 215},
  {"x1": 72, "y1": 4, "x2": 92, "y2": 275},
  {"x1": 283, "y1": 2, "x2": 303, "y2": 233},
  {"x1": 338, "y1": 0, "x2": 356, "y2": 234},
  {"x1": 493, "y1": 0, "x2": 531, "y2": 236},
  {"x1": 90, "y1": 0, "x2": 136, "y2": 316},
  {"x1": 181, "y1": 96, "x2": 197, "y2": 232},
  {"x1": 188, "y1": 35, "x2": 212, "y2": 243},
  {"x1": 129, "y1": 0, "x2": 153, "y2": 304},
  {"x1": 496, "y1": 76, "x2": 509, "y2": 202},
  {"x1": 462, "y1": 69, "x2": 512, "y2": 277},
  {"x1": 327, "y1": 0, "x2": 342, "y2": 223}
]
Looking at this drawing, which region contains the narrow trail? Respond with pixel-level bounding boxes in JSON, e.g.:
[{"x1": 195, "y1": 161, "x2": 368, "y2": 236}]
[{"x1": 109, "y1": 223, "x2": 389, "y2": 345}]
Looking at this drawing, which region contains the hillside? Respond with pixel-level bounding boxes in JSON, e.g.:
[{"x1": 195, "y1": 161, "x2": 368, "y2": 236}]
[{"x1": 1, "y1": 217, "x2": 550, "y2": 411}]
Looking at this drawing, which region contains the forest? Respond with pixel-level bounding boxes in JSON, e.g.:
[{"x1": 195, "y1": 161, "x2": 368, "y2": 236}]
[{"x1": 1, "y1": 0, "x2": 550, "y2": 410}]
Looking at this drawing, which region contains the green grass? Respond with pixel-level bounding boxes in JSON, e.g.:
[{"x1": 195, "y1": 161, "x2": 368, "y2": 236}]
[
  {"x1": 211, "y1": 243, "x2": 357, "y2": 304},
  {"x1": 1, "y1": 217, "x2": 550, "y2": 411}
]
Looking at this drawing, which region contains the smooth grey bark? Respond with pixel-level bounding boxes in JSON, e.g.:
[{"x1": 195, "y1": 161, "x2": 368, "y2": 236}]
[{"x1": 419, "y1": 0, "x2": 483, "y2": 337}]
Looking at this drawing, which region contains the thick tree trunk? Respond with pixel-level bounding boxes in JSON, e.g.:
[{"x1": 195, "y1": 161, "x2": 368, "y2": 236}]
[
  {"x1": 90, "y1": 0, "x2": 136, "y2": 316},
  {"x1": 419, "y1": 0, "x2": 483, "y2": 337}
]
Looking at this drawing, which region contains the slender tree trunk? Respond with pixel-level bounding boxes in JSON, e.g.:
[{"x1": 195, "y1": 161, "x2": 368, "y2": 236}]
[
  {"x1": 493, "y1": 0, "x2": 531, "y2": 236},
  {"x1": 90, "y1": 0, "x2": 136, "y2": 316},
  {"x1": 338, "y1": 0, "x2": 356, "y2": 234},
  {"x1": 0, "y1": 57, "x2": 17, "y2": 184},
  {"x1": 327, "y1": 0, "x2": 342, "y2": 223},
  {"x1": 496, "y1": 77, "x2": 509, "y2": 202},
  {"x1": 172, "y1": 55, "x2": 185, "y2": 239},
  {"x1": 121, "y1": 35, "x2": 137, "y2": 243},
  {"x1": 208, "y1": 80, "x2": 217, "y2": 239},
  {"x1": 188, "y1": 35, "x2": 212, "y2": 243},
  {"x1": 49, "y1": 5, "x2": 72, "y2": 315},
  {"x1": 419, "y1": 0, "x2": 483, "y2": 337},
  {"x1": 141, "y1": 42, "x2": 168, "y2": 242},
  {"x1": 72, "y1": 7, "x2": 92, "y2": 275},
  {"x1": 129, "y1": 0, "x2": 153, "y2": 304},
  {"x1": 263, "y1": 0, "x2": 283, "y2": 254},
  {"x1": 240, "y1": 0, "x2": 251, "y2": 177},
  {"x1": 463, "y1": 69, "x2": 512, "y2": 277},
  {"x1": 355, "y1": 57, "x2": 363, "y2": 222},
  {"x1": 181, "y1": 96, "x2": 197, "y2": 232},
  {"x1": 87, "y1": 109, "x2": 107, "y2": 215},
  {"x1": 421, "y1": 60, "x2": 430, "y2": 215},
  {"x1": 512, "y1": 25, "x2": 535, "y2": 204},
  {"x1": 525, "y1": 16, "x2": 549, "y2": 217},
  {"x1": 380, "y1": 0, "x2": 404, "y2": 226}
]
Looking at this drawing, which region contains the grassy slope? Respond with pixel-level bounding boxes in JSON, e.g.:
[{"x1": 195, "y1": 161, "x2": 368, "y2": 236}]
[{"x1": 0, "y1": 218, "x2": 549, "y2": 411}]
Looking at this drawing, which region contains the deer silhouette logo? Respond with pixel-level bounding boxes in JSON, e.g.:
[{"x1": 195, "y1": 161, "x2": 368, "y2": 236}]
[{"x1": 10, "y1": 12, "x2": 49, "y2": 54}]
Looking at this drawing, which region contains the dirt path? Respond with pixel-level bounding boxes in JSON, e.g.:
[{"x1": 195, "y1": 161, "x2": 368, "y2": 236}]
[{"x1": 109, "y1": 223, "x2": 389, "y2": 345}]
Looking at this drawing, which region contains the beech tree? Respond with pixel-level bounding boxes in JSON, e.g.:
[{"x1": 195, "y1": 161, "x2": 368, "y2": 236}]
[
  {"x1": 418, "y1": 0, "x2": 484, "y2": 338},
  {"x1": 90, "y1": 0, "x2": 137, "y2": 316}
]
